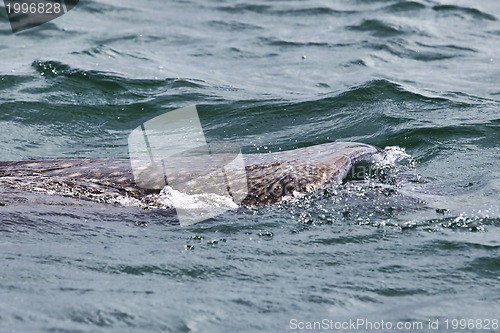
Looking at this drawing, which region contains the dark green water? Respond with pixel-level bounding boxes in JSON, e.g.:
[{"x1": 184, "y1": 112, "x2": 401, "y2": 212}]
[{"x1": 0, "y1": 0, "x2": 499, "y2": 332}]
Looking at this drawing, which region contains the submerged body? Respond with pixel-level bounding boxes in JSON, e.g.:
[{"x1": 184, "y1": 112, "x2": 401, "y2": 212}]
[{"x1": 0, "y1": 142, "x2": 378, "y2": 208}]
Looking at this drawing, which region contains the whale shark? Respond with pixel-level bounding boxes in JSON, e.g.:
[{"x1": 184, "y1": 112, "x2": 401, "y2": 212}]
[{"x1": 0, "y1": 142, "x2": 379, "y2": 208}]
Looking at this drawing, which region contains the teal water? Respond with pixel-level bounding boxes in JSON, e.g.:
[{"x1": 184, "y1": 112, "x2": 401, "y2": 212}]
[{"x1": 0, "y1": 0, "x2": 499, "y2": 332}]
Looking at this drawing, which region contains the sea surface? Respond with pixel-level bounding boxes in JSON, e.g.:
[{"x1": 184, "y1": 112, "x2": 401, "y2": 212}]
[{"x1": 0, "y1": 0, "x2": 499, "y2": 332}]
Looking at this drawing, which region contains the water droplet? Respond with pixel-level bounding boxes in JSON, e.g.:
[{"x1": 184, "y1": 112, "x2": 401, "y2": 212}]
[{"x1": 258, "y1": 231, "x2": 273, "y2": 238}]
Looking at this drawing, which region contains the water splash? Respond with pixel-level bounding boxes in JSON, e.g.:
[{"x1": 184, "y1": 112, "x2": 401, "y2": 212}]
[
  {"x1": 157, "y1": 186, "x2": 238, "y2": 226},
  {"x1": 373, "y1": 146, "x2": 415, "y2": 169}
]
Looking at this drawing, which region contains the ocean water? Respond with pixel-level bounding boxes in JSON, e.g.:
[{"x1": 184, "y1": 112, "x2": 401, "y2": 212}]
[{"x1": 0, "y1": 0, "x2": 499, "y2": 332}]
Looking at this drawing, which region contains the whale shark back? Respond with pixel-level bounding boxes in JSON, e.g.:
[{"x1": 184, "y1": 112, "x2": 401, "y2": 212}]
[{"x1": 0, "y1": 142, "x2": 378, "y2": 207}]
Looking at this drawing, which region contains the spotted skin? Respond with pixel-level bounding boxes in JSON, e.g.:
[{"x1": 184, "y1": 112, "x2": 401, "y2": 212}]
[{"x1": 0, "y1": 142, "x2": 378, "y2": 207}]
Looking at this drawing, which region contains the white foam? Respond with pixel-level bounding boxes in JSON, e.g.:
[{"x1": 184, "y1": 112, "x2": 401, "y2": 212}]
[
  {"x1": 281, "y1": 190, "x2": 307, "y2": 204},
  {"x1": 110, "y1": 196, "x2": 143, "y2": 207},
  {"x1": 373, "y1": 146, "x2": 415, "y2": 168},
  {"x1": 157, "y1": 186, "x2": 238, "y2": 226}
]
